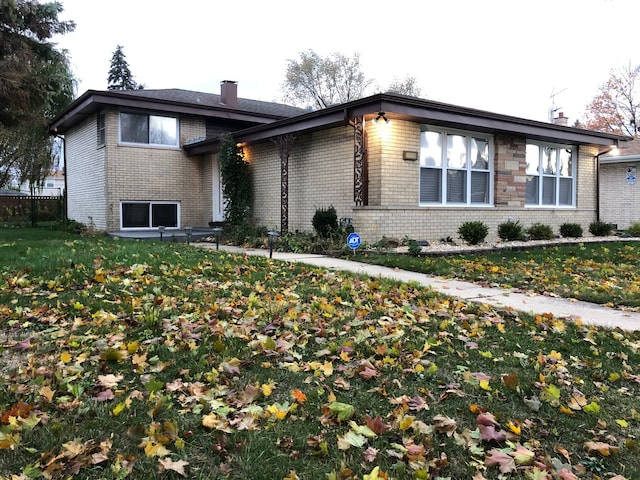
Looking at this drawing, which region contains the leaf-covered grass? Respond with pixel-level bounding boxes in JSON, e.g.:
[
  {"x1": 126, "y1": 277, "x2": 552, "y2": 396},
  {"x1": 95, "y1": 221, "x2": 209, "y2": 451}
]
[
  {"x1": 356, "y1": 242, "x2": 640, "y2": 310},
  {"x1": 1, "y1": 229, "x2": 640, "y2": 479}
]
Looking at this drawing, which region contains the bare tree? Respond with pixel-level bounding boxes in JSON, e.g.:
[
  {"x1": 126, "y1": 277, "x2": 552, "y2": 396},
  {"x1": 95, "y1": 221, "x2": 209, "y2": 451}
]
[
  {"x1": 282, "y1": 50, "x2": 372, "y2": 109},
  {"x1": 583, "y1": 63, "x2": 640, "y2": 137},
  {"x1": 384, "y1": 75, "x2": 423, "y2": 97}
]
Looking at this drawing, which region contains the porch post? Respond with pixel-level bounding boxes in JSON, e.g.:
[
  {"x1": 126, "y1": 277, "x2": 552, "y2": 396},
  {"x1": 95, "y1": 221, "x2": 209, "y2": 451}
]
[
  {"x1": 272, "y1": 134, "x2": 296, "y2": 233},
  {"x1": 352, "y1": 115, "x2": 367, "y2": 205}
]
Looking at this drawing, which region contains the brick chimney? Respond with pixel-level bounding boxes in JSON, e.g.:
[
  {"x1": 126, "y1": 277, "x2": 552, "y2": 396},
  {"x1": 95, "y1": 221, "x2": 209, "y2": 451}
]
[
  {"x1": 220, "y1": 80, "x2": 238, "y2": 107},
  {"x1": 553, "y1": 112, "x2": 569, "y2": 126}
]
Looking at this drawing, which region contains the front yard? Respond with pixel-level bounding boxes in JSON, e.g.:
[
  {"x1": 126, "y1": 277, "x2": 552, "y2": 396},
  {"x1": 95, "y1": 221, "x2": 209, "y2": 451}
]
[{"x1": 1, "y1": 228, "x2": 639, "y2": 479}]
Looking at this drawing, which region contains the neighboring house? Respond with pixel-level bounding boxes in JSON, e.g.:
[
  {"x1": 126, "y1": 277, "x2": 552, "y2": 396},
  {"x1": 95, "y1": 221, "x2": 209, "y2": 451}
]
[
  {"x1": 50, "y1": 82, "x2": 629, "y2": 242},
  {"x1": 19, "y1": 170, "x2": 65, "y2": 196},
  {"x1": 599, "y1": 138, "x2": 640, "y2": 229}
]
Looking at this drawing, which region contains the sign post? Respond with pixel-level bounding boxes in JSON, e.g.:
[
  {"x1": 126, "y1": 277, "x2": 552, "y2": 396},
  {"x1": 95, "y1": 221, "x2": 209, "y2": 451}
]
[{"x1": 346, "y1": 232, "x2": 361, "y2": 255}]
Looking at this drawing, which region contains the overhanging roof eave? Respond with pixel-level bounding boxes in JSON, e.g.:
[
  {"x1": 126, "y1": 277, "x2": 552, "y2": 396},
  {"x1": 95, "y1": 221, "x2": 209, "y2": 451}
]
[{"x1": 50, "y1": 91, "x2": 288, "y2": 133}]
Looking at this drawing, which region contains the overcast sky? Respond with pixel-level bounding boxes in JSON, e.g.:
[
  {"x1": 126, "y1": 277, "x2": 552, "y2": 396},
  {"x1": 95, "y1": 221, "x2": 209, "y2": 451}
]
[{"x1": 54, "y1": 0, "x2": 639, "y2": 125}]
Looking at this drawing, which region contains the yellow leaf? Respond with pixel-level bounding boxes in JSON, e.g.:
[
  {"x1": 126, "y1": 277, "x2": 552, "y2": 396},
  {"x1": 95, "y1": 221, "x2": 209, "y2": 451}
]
[
  {"x1": 615, "y1": 419, "x2": 628, "y2": 428},
  {"x1": 112, "y1": 402, "x2": 125, "y2": 416},
  {"x1": 560, "y1": 405, "x2": 575, "y2": 415},
  {"x1": 399, "y1": 415, "x2": 414, "y2": 431},
  {"x1": 60, "y1": 352, "x2": 72, "y2": 363},
  {"x1": 261, "y1": 383, "x2": 274, "y2": 397},
  {"x1": 202, "y1": 413, "x2": 218, "y2": 429},
  {"x1": 506, "y1": 421, "x2": 521, "y2": 435},
  {"x1": 144, "y1": 441, "x2": 170, "y2": 457},
  {"x1": 479, "y1": 380, "x2": 492, "y2": 391},
  {"x1": 39, "y1": 386, "x2": 55, "y2": 403}
]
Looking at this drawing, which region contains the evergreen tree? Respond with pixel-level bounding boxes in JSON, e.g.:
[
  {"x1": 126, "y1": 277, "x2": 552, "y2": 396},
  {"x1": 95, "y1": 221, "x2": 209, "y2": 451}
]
[
  {"x1": 107, "y1": 45, "x2": 141, "y2": 90},
  {"x1": 0, "y1": 0, "x2": 75, "y2": 190}
]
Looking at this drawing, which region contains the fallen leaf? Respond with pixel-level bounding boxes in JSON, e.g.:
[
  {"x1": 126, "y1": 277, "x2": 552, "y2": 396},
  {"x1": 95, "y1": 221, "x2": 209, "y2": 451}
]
[
  {"x1": 485, "y1": 448, "x2": 516, "y2": 473},
  {"x1": 158, "y1": 458, "x2": 189, "y2": 476}
]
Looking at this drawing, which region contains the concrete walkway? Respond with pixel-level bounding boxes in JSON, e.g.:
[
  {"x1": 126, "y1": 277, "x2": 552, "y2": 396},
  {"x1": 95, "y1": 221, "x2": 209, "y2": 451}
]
[{"x1": 197, "y1": 244, "x2": 640, "y2": 332}]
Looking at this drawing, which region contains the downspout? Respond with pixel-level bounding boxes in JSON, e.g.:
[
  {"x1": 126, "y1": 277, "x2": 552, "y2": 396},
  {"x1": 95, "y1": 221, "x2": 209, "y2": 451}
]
[{"x1": 56, "y1": 134, "x2": 68, "y2": 221}]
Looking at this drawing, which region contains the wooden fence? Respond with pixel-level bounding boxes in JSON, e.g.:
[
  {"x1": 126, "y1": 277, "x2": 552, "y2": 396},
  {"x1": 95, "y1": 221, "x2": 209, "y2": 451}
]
[{"x1": 0, "y1": 195, "x2": 66, "y2": 225}]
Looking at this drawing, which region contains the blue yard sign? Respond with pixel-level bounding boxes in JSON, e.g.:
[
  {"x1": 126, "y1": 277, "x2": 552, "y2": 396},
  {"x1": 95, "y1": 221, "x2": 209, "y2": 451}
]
[{"x1": 346, "y1": 232, "x2": 361, "y2": 254}]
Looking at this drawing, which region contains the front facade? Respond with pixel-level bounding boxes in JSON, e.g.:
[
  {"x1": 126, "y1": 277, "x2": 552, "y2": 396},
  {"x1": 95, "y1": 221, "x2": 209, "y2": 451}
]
[{"x1": 52, "y1": 87, "x2": 628, "y2": 242}]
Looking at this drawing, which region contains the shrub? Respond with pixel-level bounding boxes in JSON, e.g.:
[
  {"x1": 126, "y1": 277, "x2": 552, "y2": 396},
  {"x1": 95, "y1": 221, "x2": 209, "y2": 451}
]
[
  {"x1": 627, "y1": 222, "x2": 640, "y2": 237},
  {"x1": 407, "y1": 239, "x2": 422, "y2": 256},
  {"x1": 498, "y1": 220, "x2": 525, "y2": 241},
  {"x1": 526, "y1": 223, "x2": 554, "y2": 240},
  {"x1": 589, "y1": 220, "x2": 613, "y2": 237},
  {"x1": 312, "y1": 206, "x2": 338, "y2": 238},
  {"x1": 560, "y1": 222, "x2": 583, "y2": 238},
  {"x1": 458, "y1": 221, "x2": 488, "y2": 245}
]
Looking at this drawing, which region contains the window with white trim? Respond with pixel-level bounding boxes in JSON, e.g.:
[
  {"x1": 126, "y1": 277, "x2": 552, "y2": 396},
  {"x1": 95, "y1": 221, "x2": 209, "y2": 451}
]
[
  {"x1": 525, "y1": 142, "x2": 575, "y2": 206},
  {"x1": 121, "y1": 201, "x2": 179, "y2": 229},
  {"x1": 119, "y1": 112, "x2": 178, "y2": 147},
  {"x1": 419, "y1": 127, "x2": 492, "y2": 205}
]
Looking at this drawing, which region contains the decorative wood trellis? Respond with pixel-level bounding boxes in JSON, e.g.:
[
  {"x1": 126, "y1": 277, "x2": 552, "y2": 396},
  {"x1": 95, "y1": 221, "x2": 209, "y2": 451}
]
[
  {"x1": 351, "y1": 115, "x2": 368, "y2": 206},
  {"x1": 271, "y1": 134, "x2": 297, "y2": 233}
]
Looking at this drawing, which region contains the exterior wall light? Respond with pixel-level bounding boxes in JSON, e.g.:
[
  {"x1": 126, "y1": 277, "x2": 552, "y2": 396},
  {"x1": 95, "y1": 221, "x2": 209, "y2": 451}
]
[
  {"x1": 212, "y1": 227, "x2": 223, "y2": 250},
  {"x1": 373, "y1": 112, "x2": 389, "y2": 124},
  {"x1": 267, "y1": 230, "x2": 280, "y2": 259}
]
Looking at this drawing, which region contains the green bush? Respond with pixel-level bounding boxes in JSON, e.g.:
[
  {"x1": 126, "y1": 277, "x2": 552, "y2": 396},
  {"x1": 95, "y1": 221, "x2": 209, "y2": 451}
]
[
  {"x1": 589, "y1": 220, "x2": 613, "y2": 237},
  {"x1": 559, "y1": 222, "x2": 583, "y2": 238},
  {"x1": 312, "y1": 206, "x2": 338, "y2": 238},
  {"x1": 407, "y1": 239, "x2": 422, "y2": 256},
  {"x1": 498, "y1": 220, "x2": 525, "y2": 241},
  {"x1": 458, "y1": 221, "x2": 488, "y2": 245},
  {"x1": 526, "y1": 223, "x2": 554, "y2": 240},
  {"x1": 627, "y1": 222, "x2": 640, "y2": 237}
]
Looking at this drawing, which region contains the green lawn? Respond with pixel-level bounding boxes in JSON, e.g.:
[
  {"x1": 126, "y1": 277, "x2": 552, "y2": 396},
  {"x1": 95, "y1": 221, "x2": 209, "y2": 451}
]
[
  {"x1": 1, "y1": 229, "x2": 640, "y2": 479},
  {"x1": 355, "y1": 241, "x2": 640, "y2": 310}
]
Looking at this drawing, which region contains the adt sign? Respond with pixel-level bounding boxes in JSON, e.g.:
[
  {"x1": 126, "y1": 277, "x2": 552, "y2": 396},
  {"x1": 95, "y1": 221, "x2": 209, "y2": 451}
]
[{"x1": 346, "y1": 232, "x2": 361, "y2": 252}]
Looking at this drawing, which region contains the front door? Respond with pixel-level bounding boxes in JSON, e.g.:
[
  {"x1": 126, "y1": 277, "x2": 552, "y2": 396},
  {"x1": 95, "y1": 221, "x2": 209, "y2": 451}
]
[{"x1": 212, "y1": 156, "x2": 224, "y2": 222}]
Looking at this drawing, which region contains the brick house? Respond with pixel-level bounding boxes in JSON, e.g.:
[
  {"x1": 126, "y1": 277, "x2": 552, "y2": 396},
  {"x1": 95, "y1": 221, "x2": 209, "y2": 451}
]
[
  {"x1": 51, "y1": 82, "x2": 628, "y2": 241},
  {"x1": 599, "y1": 138, "x2": 640, "y2": 230},
  {"x1": 49, "y1": 81, "x2": 305, "y2": 231}
]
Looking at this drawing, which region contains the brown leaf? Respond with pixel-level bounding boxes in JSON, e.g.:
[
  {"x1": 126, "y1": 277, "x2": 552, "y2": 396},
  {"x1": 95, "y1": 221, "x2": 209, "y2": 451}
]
[
  {"x1": 158, "y1": 458, "x2": 189, "y2": 476},
  {"x1": 584, "y1": 441, "x2": 620, "y2": 456},
  {"x1": 433, "y1": 414, "x2": 457, "y2": 436},
  {"x1": 479, "y1": 423, "x2": 507, "y2": 442},
  {"x1": 363, "y1": 446, "x2": 378, "y2": 462},
  {"x1": 502, "y1": 372, "x2": 520, "y2": 390},
  {"x1": 485, "y1": 448, "x2": 516, "y2": 473},
  {"x1": 365, "y1": 415, "x2": 390, "y2": 435}
]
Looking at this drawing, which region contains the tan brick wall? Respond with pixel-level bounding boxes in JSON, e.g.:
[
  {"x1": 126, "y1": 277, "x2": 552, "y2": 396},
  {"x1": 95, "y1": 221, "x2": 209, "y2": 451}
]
[
  {"x1": 250, "y1": 127, "x2": 354, "y2": 232},
  {"x1": 102, "y1": 111, "x2": 207, "y2": 230},
  {"x1": 66, "y1": 113, "x2": 107, "y2": 229},
  {"x1": 351, "y1": 206, "x2": 598, "y2": 243},
  {"x1": 375, "y1": 120, "x2": 421, "y2": 205},
  {"x1": 600, "y1": 161, "x2": 640, "y2": 229}
]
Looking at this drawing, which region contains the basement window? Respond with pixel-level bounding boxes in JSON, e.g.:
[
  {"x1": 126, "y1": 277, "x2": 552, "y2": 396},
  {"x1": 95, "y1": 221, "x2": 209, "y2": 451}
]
[{"x1": 121, "y1": 201, "x2": 179, "y2": 229}]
